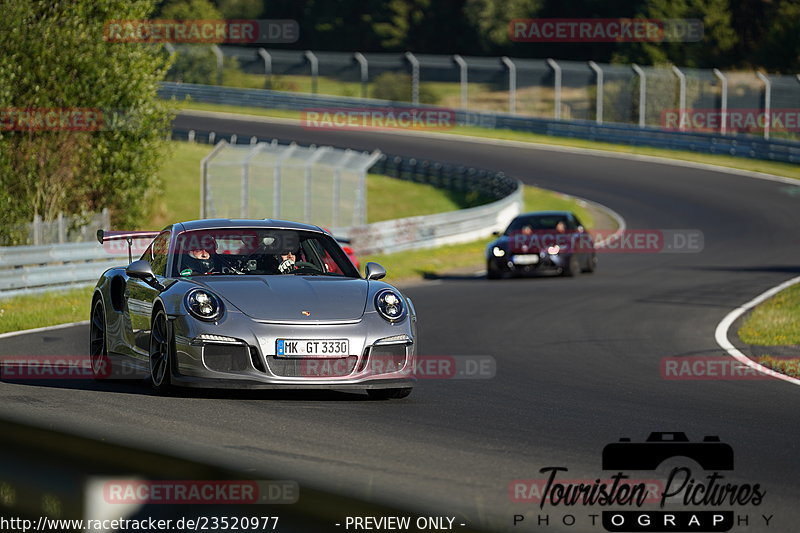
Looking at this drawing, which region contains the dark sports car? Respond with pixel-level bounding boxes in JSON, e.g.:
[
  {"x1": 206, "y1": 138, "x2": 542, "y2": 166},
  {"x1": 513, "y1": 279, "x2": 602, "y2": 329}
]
[
  {"x1": 486, "y1": 211, "x2": 597, "y2": 279},
  {"x1": 90, "y1": 219, "x2": 417, "y2": 399}
]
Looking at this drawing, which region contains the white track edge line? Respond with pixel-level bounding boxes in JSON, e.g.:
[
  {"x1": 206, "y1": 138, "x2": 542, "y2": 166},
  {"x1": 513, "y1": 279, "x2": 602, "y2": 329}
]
[
  {"x1": 714, "y1": 276, "x2": 800, "y2": 386},
  {"x1": 0, "y1": 320, "x2": 90, "y2": 339}
]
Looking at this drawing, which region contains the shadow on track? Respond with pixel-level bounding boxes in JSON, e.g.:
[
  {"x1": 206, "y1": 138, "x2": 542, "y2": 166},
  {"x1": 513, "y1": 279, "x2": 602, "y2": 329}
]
[{"x1": 0, "y1": 376, "x2": 377, "y2": 401}]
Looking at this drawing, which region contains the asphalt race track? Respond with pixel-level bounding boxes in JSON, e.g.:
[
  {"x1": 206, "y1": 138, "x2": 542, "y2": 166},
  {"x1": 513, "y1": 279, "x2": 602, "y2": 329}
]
[{"x1": 2, "y1": 111, "x2": 799, "y2": 531}]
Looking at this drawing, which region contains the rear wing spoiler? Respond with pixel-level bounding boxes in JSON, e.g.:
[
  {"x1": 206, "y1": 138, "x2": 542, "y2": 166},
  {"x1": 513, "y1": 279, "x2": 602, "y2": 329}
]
[{"x1": 96, "y1": 229, "x2": 160, "y2": 263}]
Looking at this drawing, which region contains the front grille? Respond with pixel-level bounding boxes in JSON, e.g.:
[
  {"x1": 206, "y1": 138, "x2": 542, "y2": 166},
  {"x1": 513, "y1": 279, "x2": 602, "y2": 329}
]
[
  {"x1": 365, "y1": 344, "x2": 408, "y2": 374},
  {"x1": 203, "y1": 345, "x2": 250, "y2": 372},
  {"x1": 266, "y1": 356, "x2": 358, "y2": 378}
]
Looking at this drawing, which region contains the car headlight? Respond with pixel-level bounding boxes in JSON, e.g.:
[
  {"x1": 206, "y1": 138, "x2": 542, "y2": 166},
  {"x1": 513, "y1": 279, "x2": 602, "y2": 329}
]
[
  {"x1": 375, "y1": 289, "x2": 407, "y2": 322},
  {"x1": 185, "y1": 289, "x2": 223, "y2": 321},
  {"x1": 547, "y1": 245, "x2": 561, "y2": 254},
  {"x1": 492, "y1": 246, "x2": 505, "y2": 257}
]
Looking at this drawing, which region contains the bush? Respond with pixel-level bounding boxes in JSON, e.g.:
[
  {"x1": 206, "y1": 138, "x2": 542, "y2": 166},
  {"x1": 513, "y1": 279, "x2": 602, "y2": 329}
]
[{"x1": 0, "y1": 0, "x2": 173, "y2": 242}]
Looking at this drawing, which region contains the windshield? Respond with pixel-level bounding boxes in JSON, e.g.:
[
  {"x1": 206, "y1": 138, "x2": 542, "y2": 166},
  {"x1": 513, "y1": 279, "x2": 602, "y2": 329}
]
[
  {"x1": 505, "y1": 214, "x2": 573, "y2": 234},
  {"x1": 171, "y1": 228, "x2": 360, "y2": 278}
]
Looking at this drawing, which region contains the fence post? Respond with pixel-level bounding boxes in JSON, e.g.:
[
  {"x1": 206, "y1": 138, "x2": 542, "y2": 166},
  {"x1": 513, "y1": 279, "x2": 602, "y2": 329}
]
[
  {"x1": 332, "y1": 150, "x2": 356, "y2": 229},
  {"x1": 303, "y1": 146, "x2": 330, "y2": 223},
  {"x1": 405, "y1": 52, "x2": 420, "y2": 105},
  {"x1": 588, "y1": 61, "x2": 603, "y2": 124},
  {"x1": 354, "y1": 52, "x2": 369, "y2": 99},
  {"x1": 258, "y1": 48, "x2": 272, "y2": 88},
  {"x1": 632, "y1": 64, "x2": 646, "y2": 128},
  {"x1": 453, "y1": 55, "x2": 468, "y2": 110},
  {"x1": 756, "y1": 72, "x2": 771, "y2": 140},
  {"x1": 546, "y1": 58, "x2": 561, "y2": 120},
  {"x1": 57, "y1": 213, "x2": 65, "y2": 243},
  {"x1": 200, "y1": 139, "x2": 228, "y2": 219},
  {"x1": 671, "y1": 66, "x2": 687, "y2": 131},
  {"x1": 32, "y1": 214, "x2": 41, "y2": 245},
  {"x1": 304, "y1": 50, "x2": 318, "y2": 94},
  {"x1": 713, "y1": 68, "x2": 728, "y2": 134},
  {"x1": 241, "y1": 143, "x2": 266, "y2": 218},
  {"x1": 501, "y1": 57, "x2": 516, "y2": 114},
  {"x1": 211, "y1": 45, "x2": 224, "y2": 85},
  {"x1": 359, "y1": 150, "x2": 383, "y2": 225},
  {"x1": 273, "y1": 143, "x2": 299, "y2": 219},
  {"x1": 102, "y1": 208, "x2": 110, "y2": 231}
]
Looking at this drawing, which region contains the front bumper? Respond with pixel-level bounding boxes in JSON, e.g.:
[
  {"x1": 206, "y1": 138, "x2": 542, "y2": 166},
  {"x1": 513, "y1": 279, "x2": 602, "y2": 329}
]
[
  {"x1": 169, "y1": 312, "x2": 416, "y2": 389},
  {"x1": 488, "y1": 252, "x2": 569, "y2": 275}
]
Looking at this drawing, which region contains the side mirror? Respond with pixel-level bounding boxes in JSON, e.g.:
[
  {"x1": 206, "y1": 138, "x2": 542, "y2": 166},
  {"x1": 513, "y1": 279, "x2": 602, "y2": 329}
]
[
  {"x1": 126, "y1": 260, "x2": 165, "y2": 290},
  {"x1": 126, "y1": 259, "x2": 155, "y2": 280},
  {"x1": 365, "y1": 262, "x2": 386, "y2": 280},
  {"x1": 577, "y1": 226, "x2": 585, "y2": 233}
]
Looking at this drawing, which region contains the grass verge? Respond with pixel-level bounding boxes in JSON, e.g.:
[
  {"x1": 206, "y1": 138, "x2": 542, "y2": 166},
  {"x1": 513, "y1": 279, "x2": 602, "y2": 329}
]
[
  {"x1": 738, "y1": 283, "x2": 800, "y2": 346},
  {"x1": 0, "y1": 286, "x2": 93, "y2": 334},
  {"x1": 175, "y1": 101, "x2": 800, "y2": 182},
  {"x1": 755, "y1": 356, "x2": 800, "y2": 379}
]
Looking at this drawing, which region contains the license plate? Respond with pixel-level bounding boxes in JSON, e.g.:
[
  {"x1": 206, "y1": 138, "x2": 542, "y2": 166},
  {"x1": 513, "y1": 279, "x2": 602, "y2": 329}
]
[
  {"x1": 276, "y1": 339, "x2": 349, "y2": 358},
  {"x1": 512, "y1": 254, "x2": 539, "y2": 265}
]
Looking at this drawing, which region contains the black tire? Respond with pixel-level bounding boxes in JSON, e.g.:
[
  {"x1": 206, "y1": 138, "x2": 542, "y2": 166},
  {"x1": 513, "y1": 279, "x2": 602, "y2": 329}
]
[
  {"x1": 89, "y1": 298, "x2": 111, "y2": 380},
  {"x1": 149, "y1": 310, "x2": 174, "y2": 393},
  {"x1": 582, "y1": 254, "x2": 597, "y2": 274},
  {"x1": 367, "y1": 387, "x2": 413, "y2": 400},
  {"x1": 486, "y1": 262, "x2": 501, "y2": 279},
  {"x1": 562, "y1": 255, "x2": 581, "y2": 277}
]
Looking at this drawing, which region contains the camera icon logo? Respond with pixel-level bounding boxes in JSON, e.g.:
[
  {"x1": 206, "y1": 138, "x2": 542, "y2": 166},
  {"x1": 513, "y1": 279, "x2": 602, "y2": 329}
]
[{"x1": 602, "y1": 432, "x2": 734, "y2": 471}]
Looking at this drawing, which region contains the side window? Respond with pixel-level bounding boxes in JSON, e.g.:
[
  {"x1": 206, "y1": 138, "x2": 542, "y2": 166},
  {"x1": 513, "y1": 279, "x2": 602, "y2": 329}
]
[
  {"x1": 149, "y1": 231, "x2": 171, "y2": 277},
  {"x1": 570, "y1": 215, "x2": 583, "y2": 230}
]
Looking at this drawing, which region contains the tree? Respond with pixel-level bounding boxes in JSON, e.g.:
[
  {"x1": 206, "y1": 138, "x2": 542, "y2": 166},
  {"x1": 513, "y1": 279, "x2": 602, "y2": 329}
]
[{"x1": 0, "y1": 0, "x2": 173, "y2": 243}]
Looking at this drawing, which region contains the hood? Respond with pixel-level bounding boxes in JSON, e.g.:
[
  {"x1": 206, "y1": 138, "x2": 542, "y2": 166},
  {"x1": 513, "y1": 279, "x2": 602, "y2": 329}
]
[{"x1": 190, "y1": 276, "x2": 368, "y2": 321}]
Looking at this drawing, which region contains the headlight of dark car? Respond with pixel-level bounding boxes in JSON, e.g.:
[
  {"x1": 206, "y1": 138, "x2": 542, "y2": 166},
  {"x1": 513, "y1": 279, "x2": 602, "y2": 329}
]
[
  {"x1": 185, "y1": 289, "x2": 223, "y2": 321},
  {"x1": 375, "y1": 289, "x2": 406, "y2": 322}
]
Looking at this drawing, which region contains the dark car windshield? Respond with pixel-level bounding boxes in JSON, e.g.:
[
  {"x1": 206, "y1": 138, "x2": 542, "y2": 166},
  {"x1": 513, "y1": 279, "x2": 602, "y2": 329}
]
[
  {"x1": 504, "y1": 214, "x2": 572, "y2": 234},
  {"x1": 171, "y1": 228, "x2": 360, "y2": 278}
]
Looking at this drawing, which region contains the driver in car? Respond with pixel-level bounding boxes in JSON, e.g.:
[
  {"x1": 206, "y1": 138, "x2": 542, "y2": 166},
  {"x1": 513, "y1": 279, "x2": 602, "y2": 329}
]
[{"x1": 182, "y1": 239, "x2": 219, "y2": 275}]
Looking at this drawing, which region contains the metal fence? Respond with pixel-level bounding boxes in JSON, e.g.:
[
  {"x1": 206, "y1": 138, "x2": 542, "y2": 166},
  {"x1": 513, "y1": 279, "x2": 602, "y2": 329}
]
[
  {"x1": 166, "y1": 45, "x2": 800, "y2": 141},
  {"x1": 1, "y1": 210, "x2": 110, "y2": 247},
  {"x1": 165, "y1": 84, "x2": 800, "y2": 164},
  {"x1": 0, "y1": 131, "x2": 522, "y2": 298},
  {"x1": 200, "y1": 140, "x2": 380, "y2": 227}
]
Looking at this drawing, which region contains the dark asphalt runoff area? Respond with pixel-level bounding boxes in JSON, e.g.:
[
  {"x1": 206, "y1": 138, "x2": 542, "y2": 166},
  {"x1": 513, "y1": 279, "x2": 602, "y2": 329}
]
[{"x1": 1, "y1": 111, "x2": 798, "y2": 531}]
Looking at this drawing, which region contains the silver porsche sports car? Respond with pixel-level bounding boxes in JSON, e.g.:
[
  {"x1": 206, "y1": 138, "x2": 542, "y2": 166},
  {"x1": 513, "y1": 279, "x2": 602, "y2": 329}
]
[{"x1": 90, "y1": 219, "x2": 418, "y2": 399}]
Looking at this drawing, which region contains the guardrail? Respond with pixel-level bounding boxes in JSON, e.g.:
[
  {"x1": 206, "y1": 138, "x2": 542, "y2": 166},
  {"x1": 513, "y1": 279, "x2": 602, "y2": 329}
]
[
  {"x1": 0, "y1": 132, "x2": 522, "y2": 298},
  {"x1": 0, "y1": 242, "x2": 123, "y2": 298},
  {"x1": 161, "y1": 82, "x2": 800, "y2": 164}
]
